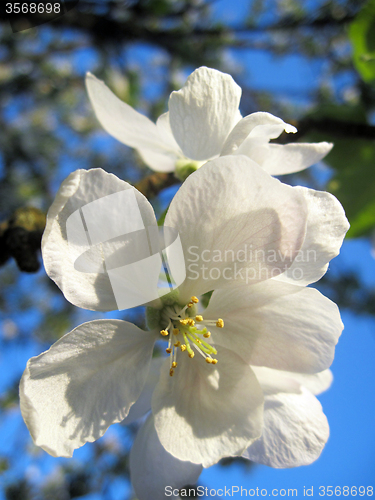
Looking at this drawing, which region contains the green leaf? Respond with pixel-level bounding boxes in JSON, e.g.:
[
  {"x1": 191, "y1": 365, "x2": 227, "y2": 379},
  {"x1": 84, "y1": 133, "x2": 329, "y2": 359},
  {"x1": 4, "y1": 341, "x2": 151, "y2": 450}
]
[
  {"x1": 325, "y1": 137, "x2": 375, "y2": 237},
  {"x1": 303, "y1": 104, "x2": 375, "y2": 238},
  {"x1": 349, "y1": 0, "x2": 375, "y2": 83}
]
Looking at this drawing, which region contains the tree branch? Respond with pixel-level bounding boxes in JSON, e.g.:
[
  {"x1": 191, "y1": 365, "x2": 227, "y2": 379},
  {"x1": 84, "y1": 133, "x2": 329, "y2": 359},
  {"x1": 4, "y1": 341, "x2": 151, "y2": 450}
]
[{"x1": 279, "y1": 118, "x2": 375, "y2": 142}]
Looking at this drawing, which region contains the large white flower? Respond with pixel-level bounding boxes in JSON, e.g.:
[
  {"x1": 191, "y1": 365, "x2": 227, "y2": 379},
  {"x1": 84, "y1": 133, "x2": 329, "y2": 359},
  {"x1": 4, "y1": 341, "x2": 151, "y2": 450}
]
[
  {"x1": 20, "y1": 156, "x2": 348, "y2": 498},
  {"x1": 86, "y1": 66, "x2": 332, "y2": 176}
]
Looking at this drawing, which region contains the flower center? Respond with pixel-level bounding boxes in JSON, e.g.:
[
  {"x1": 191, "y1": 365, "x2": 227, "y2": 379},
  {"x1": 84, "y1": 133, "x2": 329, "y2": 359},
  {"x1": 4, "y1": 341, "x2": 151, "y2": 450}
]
[{"x1": 158, "y1": 296, "x2": 224, "y2": 377}]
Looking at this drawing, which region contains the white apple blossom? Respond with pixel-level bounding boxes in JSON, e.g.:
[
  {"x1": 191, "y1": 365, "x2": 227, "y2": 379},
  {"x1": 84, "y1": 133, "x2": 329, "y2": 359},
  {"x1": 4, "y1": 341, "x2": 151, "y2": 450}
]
[
  {"x1": 20, "y1": 156, "x2": 348, "y2": 499},
  {"x1": 86, "y1": 66, "x2": 332, "y2": 177}
]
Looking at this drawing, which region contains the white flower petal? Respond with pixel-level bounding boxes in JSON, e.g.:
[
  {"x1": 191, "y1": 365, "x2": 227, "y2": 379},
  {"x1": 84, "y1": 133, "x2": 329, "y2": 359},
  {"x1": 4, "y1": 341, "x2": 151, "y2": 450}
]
[
  {"x1": 267, "y1": 368, "x2": 333, "y2": 396},
  {"x1": 247, "y1": 366, "x2": 333, "y2": 396},
  {"x1": 250, "y1": 366, "x2": 300, "y2": 394},
  {"x1": 289, "y1": 370, "x2": 333, "y2": 395},
  {"x1": 130, "y1": 415, "x2": 202, "y2": 500},
  {"x1": 261, "y1": 142, "x2": 333, "y2": 175},
  {"x1": 274, "y1": 187, "x2": 349, "y2": 286},
  {"x1": 205, "y1": 280, "x2": 343, "y2": 373},
  {"x1": 156, "y1": 112, "x2": 182, "y2": 151},
  {"x1": 20, "y1": 320, "x2": 156, "y2": 458},
  {"x1": 165, "y1": 155, "x2": 308, "y2": 303},
  {"x1": 136, "y1": 112, "x2": 184, "y2": 172},
  {"x1": 243, "y1": 369, "x2": 329, "y2": 468},
  {"x1": 137, "y1": 147, "x2": 180, "y2": 173},
  {"x1": 42, "y1": 168, "x2": 157, "y2": 311},
  {"x1": 169, "y1": 67, "x2": 242, "y2": 160},
  {"x1": 221, "y1": 112, "x2": 296, "y2": 157},
  {"x1": 122, "y1": 356, "x2": 164, "y2": 425},
  {"x1": 152, "y1": 347, "x2": 263, "y2": 468},
  {"x1": 86, "y1": 73, "x2": 178, "y2": 170}
]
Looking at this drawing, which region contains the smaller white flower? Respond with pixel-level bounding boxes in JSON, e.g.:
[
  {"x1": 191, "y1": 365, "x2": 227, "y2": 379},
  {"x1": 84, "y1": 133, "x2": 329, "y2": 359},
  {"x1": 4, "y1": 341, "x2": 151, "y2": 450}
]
[{"x1": 86, "y1": 66, "x2": 332, "y2": 177}]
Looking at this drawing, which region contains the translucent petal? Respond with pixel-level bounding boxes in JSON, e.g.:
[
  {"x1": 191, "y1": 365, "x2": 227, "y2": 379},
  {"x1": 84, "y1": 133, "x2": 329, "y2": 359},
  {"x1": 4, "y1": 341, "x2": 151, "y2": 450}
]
[{"x1": 20, "y1": 320, "x2": 156, "y2": 457}]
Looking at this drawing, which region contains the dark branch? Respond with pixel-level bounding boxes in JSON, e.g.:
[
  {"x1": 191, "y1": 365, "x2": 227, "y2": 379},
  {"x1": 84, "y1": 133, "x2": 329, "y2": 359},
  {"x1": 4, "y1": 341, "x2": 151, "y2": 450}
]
[{"x1": 279, "y1": 118, "x2": 375, "y2": 142}]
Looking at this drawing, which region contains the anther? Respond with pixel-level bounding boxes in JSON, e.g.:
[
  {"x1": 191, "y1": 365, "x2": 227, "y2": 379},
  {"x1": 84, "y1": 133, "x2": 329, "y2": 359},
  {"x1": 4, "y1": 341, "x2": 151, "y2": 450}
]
[
  {"x1": 180, "y1": 344, "x2": 187, "y2": 352},
  {"x1": 191, "y1": 296, "x2": 199, "y2": 303},
  {"x1": 188, "y1": 352, "x2": 195, "y2": 359},
  {"x1": 216, "y1": 319, "x2": 224, "y2": 328},
  {"x1": 160, "y1": 330, "x2": 169, "y2": 336},
  {"x1": 172, "y1": 361, "x2": 177, "y2": 368},
  {"x1": 205, "y1": 357, "x2": 213, "y2": 364},
  {"x1": 195, "y1": 315, "x2": 203, "y2": 322},
  {"x1": 203, "y1": 331, "x2": 211, "y2": 338},
  {"x1": 166, "y1": 347, "x2": 172, "y2": 354},
  {"x1": 212, "y1": 359, "x2": 218, "y2": 364},
  {"x1": 173, "y1": 328, "x2": 179, "y2": 335},
  {"x1": 169, "y1": 369, "x2": 174, "y2": 376},
  {"x1": 187, "y1": 318, "x2": 195, "y2": 326},
  {"x1": 179, "y1": 319, "x2": 189, "y2": 325},
  {"x1": 174, "y1": 341, "x2": 181, "y2": 347}
]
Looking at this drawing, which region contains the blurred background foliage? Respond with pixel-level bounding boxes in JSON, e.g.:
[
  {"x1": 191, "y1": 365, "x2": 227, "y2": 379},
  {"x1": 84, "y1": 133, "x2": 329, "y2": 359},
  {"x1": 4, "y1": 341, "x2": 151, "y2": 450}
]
[{"x1": 0, "y1": 0, "x2": 374, "y2": 498}]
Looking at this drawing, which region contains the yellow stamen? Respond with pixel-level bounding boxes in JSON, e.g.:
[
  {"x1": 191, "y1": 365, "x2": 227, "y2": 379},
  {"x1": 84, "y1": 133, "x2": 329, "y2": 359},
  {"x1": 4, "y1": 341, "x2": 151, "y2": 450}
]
[
  {"x1": 197, "y1": 337, "x2": 216, "y2": 353},
  {"x1": 158, "y1": 296, "x2": 223, "y2": 374},
  {"x1": 185, "y1": 339, "x2": 195, "y2": 358}
]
